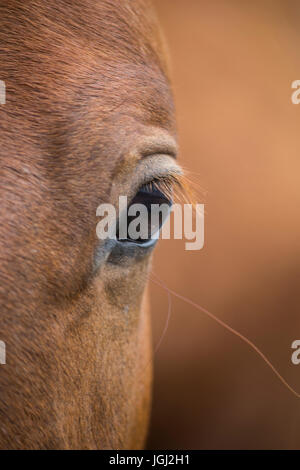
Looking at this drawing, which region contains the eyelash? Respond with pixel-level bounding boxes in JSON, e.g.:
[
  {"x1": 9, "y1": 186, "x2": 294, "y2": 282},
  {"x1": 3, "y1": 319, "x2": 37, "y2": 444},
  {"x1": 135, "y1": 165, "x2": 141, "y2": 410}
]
[
  {"x1": 114, "y1": 174, "x2": 185, "y2": 249},
  {"x1": 139, "y1": 173, "x2": 184, "y2": 203}
]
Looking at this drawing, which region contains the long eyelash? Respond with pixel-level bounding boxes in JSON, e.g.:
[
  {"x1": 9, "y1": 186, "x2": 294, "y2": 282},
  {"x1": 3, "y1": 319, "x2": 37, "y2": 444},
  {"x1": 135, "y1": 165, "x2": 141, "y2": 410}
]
[
  {"x1": 143, "y1": 172, "x2": 194, "y2": 206},
  {"x1": 142, "y1": 173, "x2": 206, "y2": 244}
]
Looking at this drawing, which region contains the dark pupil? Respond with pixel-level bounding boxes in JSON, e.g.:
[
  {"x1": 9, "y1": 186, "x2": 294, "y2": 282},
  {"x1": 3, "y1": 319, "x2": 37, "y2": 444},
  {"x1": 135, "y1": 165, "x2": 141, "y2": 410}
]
[{"x1": 117, "y1": 185, "x2": 172, "y2": 243}]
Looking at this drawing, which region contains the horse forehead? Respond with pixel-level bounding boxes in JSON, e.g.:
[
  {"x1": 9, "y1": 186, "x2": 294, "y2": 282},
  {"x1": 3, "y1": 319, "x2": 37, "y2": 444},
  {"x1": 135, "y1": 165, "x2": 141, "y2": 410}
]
[
  {"x1": 1, "y1": 0, "x2": 175, "y2": 160},
  {"x1": 1, "y1": 0, "x2": 170, "y2": 84}
]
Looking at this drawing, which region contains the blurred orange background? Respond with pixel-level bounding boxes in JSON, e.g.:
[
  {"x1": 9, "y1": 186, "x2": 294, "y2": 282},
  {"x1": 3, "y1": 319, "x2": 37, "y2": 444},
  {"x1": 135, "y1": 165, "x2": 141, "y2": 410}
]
[{"x1": 148, "y1": 0, "x2": 300, "y2": 449}]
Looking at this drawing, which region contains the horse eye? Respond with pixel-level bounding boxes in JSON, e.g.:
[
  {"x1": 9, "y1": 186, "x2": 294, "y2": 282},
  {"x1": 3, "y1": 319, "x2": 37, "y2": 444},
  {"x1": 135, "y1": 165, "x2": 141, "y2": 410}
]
[{"x1": 116, "y1": 181, "x2": 172, "y2": 246}]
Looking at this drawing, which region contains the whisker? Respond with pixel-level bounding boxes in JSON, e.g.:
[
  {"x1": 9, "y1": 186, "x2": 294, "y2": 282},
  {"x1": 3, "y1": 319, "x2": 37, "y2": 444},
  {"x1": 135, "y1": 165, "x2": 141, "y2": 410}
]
[
  {"x1": 149, "y1": 272, "x2": 172, "y2": 355},
  {"x1": 151, "y1": 275, "x2": 300, "y2": 400}
]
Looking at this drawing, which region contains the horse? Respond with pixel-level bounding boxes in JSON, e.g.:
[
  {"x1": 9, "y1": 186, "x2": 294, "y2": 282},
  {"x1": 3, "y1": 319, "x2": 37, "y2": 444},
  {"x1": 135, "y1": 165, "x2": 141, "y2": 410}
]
[{"x1": 0, "y1": 0, "x2": 179, "y2": 449}]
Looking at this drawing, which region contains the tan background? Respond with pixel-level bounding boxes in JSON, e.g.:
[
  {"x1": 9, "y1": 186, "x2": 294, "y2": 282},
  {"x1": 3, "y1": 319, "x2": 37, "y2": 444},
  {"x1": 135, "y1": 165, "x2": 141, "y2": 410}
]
[{"x1": 148, "y1": 0, "x2": 300, "y2": 449}]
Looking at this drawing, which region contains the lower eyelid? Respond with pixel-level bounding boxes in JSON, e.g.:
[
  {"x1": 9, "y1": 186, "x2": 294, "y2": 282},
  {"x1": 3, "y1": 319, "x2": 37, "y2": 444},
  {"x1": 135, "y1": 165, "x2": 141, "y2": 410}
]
[{"x1": 107, "y1": 238, "x2": 157, "y2": 265}]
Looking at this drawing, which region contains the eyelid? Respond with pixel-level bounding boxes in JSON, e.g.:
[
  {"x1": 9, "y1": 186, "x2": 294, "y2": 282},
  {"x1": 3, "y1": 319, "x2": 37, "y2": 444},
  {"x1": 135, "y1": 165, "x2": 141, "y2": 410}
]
[
  {"x1": 137, "y1": 155, "x2": 183, "y2": 188},
  {"x1": 109, "y1": 154, "x2": 182, "y2": 208},
  {"x1": 140, "y1": 137, "x2": 178, "y2": 160}
]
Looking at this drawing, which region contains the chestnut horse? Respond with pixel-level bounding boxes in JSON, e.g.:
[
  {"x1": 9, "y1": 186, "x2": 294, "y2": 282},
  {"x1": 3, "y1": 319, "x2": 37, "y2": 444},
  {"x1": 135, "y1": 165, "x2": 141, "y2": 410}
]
[{"x1": 0, "y1": 0, "x2": 178, "y2": 449}]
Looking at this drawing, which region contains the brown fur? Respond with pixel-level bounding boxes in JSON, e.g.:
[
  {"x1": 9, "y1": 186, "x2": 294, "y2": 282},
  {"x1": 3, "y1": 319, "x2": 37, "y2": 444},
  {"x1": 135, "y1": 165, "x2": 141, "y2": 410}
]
[{"x1": 0, "y1": 0, "x2": 176, "y2": 449}]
